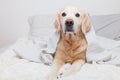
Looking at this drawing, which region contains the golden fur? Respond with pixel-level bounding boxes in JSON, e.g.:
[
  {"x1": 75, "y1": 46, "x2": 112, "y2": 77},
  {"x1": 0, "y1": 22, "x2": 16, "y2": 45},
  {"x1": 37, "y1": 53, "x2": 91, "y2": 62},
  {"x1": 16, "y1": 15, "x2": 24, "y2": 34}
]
[
  {"x1": 45, "y1": 7, "x2": 91, "y2": 80},
  {"x1": 55, "y1": 30, "x2": 87, "y2": 64}
]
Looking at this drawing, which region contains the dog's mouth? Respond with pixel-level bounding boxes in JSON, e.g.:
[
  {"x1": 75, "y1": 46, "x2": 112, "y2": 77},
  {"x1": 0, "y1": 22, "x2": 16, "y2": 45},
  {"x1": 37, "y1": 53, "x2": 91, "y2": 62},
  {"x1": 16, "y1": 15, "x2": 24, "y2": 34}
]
[
  {"x1": 65, "y1": 26, "x2": 76, "y2": 35},
  {"x1": 65, "y1": 26, "x2": 74, "y2": 32}
]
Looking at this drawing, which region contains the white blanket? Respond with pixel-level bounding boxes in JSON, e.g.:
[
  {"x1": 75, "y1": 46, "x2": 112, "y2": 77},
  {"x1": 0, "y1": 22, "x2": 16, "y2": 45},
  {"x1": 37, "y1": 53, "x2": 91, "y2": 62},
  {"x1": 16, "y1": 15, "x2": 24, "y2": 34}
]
[
  {"x1": 86, "y1": 26, "x2": 120, "y2": 65},
  {"x1": 0, "y1": 26, "x2": 120, "y2": 80},
  {"x1": 13, "y1": 26, "x2": 120, "y2": 65},
  {"x1": 13, "y1": 28, "x2": 60, "y2": 64},
  {"x1": 0, "y1": 49, "x2": 120, "y2": 80}
]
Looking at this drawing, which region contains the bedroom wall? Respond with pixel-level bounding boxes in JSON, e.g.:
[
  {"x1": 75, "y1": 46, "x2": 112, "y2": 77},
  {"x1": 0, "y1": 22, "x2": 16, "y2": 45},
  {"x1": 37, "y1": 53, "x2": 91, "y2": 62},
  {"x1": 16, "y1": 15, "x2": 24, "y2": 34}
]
[{"x1": 0, "y1": 0, "x2": 120, "y2": 48}]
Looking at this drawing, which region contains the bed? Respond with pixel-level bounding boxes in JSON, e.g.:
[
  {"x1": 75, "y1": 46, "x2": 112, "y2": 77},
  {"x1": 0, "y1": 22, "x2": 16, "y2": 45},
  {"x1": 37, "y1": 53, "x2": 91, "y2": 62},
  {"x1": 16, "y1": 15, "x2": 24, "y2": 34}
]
[{"x1": 0, "y1": 14, "x2": 120, "y2": 80}]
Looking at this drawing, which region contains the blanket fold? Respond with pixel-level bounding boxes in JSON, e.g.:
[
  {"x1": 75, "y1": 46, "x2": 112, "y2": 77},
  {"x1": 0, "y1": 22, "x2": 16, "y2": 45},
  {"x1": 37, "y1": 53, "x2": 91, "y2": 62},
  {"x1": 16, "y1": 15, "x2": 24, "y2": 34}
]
[{"x1": 13, "y1": 26, "x2": 120, "y2": 65}]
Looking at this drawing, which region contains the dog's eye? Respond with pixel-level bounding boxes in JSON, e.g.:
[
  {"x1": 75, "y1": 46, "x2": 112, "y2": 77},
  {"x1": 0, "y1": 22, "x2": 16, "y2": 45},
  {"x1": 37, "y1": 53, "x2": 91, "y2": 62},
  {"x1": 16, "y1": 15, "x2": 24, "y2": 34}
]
[
  {"x1": 75, "y1": 13, "x2": 80, "y2": 17},
  {"x1": 62, "y1": 12, "x2": 66, "y2": 17}
]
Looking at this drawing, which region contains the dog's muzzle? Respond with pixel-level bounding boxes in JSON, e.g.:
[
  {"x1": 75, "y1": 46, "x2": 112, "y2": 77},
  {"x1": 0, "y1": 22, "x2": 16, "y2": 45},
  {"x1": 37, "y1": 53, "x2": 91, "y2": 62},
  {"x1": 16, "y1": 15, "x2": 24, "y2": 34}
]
[{"x1": 65, "y1": 19, "x2": 74, "y2": 32}]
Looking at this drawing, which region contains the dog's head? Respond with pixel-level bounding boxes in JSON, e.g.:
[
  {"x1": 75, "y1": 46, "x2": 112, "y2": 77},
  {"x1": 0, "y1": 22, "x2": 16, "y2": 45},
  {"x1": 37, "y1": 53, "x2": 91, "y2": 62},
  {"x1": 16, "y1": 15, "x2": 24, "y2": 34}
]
[{"x1": 54, "y1": 6, "x2": 91, "y2": 36}]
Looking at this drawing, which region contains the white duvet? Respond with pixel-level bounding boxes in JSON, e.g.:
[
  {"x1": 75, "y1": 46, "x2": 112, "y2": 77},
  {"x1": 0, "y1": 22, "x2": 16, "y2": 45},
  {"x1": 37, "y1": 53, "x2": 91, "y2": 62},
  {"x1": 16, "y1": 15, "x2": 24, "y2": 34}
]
[
  {"x1": 0, "y1": 47, "x2": 120, "y2": 80},
  {"x1": 0, "y1": 30, "x2": 120, "y2": 80}
]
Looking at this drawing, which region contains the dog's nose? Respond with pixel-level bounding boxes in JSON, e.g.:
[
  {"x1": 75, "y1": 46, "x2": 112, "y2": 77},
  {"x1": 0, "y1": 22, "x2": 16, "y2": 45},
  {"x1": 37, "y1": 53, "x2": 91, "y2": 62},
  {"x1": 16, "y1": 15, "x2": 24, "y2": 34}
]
[{"x1": 65, "y1": 19, "x2": 74, "y2": 26}]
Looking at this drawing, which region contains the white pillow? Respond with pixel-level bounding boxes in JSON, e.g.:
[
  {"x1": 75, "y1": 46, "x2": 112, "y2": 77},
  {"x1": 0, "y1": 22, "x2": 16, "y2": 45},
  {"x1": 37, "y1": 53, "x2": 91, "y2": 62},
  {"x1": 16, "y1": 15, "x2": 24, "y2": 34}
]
[
  {"x1": 28, "y1": 15, "x2": 55, "y2": 44},
  {"x1": 91, "y1": 14, "x2": 120, "y2": 40}
]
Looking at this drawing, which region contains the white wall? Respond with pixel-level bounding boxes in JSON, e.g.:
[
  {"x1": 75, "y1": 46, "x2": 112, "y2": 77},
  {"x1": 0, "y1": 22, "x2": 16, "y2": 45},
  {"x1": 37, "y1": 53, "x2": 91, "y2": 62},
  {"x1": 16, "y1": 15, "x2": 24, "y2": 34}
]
[{"x1": 0, "y1": 0, "x2": 120, "y2": 48}]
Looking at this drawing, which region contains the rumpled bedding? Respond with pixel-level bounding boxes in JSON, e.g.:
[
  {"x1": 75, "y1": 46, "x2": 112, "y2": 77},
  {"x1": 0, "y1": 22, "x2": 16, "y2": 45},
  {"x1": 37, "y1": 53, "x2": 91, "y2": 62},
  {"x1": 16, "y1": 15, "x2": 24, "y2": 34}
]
[
  {"x1": 0, "y1": 48, "x2": 120, "y2": 80},
  {"x1": 12, "y1": 26, "x2": 120, "y2": 65},
  {"x1": 0, "y1": 14, "x2": 120, "y2": 80},
  {"x1": 0, "y1": 28, "x2": 120, "y2": 80}
]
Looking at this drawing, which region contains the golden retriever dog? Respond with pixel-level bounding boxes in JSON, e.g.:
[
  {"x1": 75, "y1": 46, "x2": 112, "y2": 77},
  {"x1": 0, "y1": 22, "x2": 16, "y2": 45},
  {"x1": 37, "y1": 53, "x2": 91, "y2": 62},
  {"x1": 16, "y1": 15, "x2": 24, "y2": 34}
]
[{"x1": 46, "y1": 6, "x2": 91, "y2": 80}]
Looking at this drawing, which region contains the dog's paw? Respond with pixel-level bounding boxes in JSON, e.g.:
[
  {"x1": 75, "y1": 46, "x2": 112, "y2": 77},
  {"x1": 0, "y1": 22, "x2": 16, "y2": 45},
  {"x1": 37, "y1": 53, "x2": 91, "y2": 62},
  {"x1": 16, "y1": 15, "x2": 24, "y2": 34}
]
[
  {"x1": 57, "y1": 73, "x2": 63, "y2": 79},
  {"x1": 57, "y1": 72, "x2": 70, "y2": 79},
  {"x1": 57, "y1": 63, "x2": 71, "y2": 79}
]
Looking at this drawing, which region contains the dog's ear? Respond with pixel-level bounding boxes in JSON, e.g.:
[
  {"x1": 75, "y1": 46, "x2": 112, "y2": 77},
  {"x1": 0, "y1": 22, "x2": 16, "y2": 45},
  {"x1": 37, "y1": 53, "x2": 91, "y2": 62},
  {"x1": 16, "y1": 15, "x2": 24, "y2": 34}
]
[
  {"x1": 54, "y1": 12, "x2": 61, "y2": 31},
  {"x1": 81, "y1": 12, "x2": 91, "y2": 34}
]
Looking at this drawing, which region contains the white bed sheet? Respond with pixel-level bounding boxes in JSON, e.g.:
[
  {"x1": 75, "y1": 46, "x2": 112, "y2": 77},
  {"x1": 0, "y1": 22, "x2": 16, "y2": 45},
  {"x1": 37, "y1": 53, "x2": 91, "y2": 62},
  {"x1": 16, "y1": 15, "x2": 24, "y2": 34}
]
[{"x1": 0, "y1": 36, "x2": 120, "y2": 80}]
